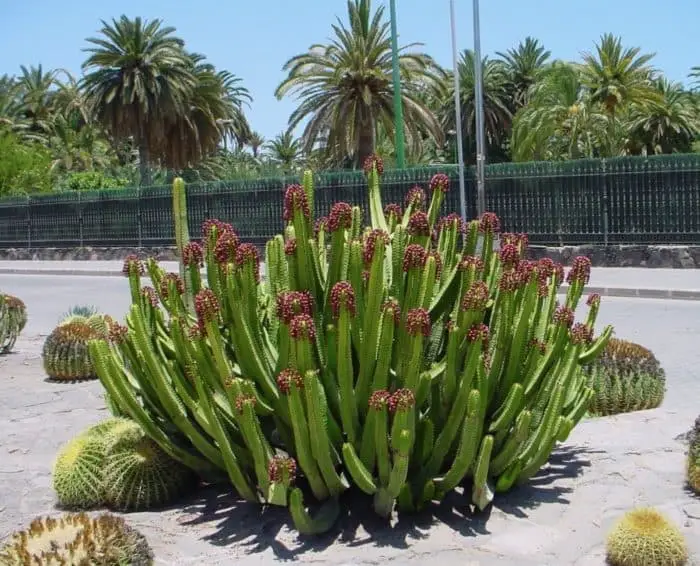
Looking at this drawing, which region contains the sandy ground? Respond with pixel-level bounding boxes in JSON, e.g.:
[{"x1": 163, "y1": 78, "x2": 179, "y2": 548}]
[{"x1": 1, "y1": 313, "x2": 699, "y2": 565}]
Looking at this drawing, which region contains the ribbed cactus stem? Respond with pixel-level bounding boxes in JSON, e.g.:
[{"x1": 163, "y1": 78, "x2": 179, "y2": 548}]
[
  {"x1": 336, "y1": 304, "x2": 360, "y2": 446},
  {"x1": 302, "y1": 170, "x2": 315, "y2": 219},
  {"x1": 367, "y1": 166, "x2": 388, "y2": 232},
  {"x1": 433, "y1": 389, "x2": 481, "y2": 497},
  {"x1": 302, "y1": 371, "x2": 346, "y2": 495},
  {"x1": 374, "y1": 402, "x2": 391, "y2": 486},
  {"x1": 463, "y1": 220, "x2": 479, "y2": 255},
  {"x1": 471, "y1": 434, "x2": 495, "y2": 510},
  {"x1": 236, "y1": 398, "x2": 273, "y2": 495},
  {"x1": 490, "y1": 409, "x2": 532, "y2": 476},
  {"x1": 373, "y1": 429, "x2": 412, "y2": 518},
  {"x1": 288, "y1": 488, "x2": 340, "y2": 535},
  {"x1": 370, "y1": 306, "x2": 398, "y2": 393},
  {"x1": 172, "y1": 178, "x2": 193, "y2": 310}
]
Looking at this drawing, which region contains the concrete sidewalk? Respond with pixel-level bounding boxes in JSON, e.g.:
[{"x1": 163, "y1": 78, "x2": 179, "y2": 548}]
[{"x1": 0, "y1": 260, "x2": 698, "y2": 300}]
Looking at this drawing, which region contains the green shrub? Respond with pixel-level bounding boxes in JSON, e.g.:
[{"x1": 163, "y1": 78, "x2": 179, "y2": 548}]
[
  {"x1": 688, "y1": 415, "x2": 700, "y2": 495},
  {"x1": 0, "y1": 293, "x2": 27, "y2": 354},
  {"x1": 90, "y1": 158, "x2": 612, "y2": 534},
  {"x1": 0, "y1": 512, "x2": 153, "y2": 565},
  {"x1": 583, "y1": 337, "x2": 665, "y2": 416}
]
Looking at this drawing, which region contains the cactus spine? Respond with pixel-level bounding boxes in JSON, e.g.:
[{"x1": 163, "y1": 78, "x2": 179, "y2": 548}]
[{"x1": 89, "y1": 156, "x2": 612, "y2": 534}]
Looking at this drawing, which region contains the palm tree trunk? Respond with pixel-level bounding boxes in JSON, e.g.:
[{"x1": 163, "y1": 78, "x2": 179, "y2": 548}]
[{"x1": 357, "y1": 123, "x2": 374, "y2": 169}]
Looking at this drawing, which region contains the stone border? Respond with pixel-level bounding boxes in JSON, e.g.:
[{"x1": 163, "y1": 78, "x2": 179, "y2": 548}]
[{"x1": 1, "y1": 244, "x2": 699, "y2": 268}]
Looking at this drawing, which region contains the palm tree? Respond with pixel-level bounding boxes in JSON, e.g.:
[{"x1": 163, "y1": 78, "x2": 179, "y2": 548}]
[
  {"x1": 496, "y1": 37, "x2": 551, "y2": 110},
  {"x1": 511, "y1": 61, "x2": 607, "y2": 161},
  {"x1": 438, "y1": 50, "x2": 512, "y2": 163},
  {"x1": 625, "y1": 78, "x2": 700, "y2": 155},
  {"x1": 15, "y1": 64, "x2": 61, "y2": 138},
  {"x1": 248, "y1": 131, "x2": 265, "y2": 158},
  {"x1": 81, "y1": 15, "x2": 195, "y2": 185},
  {"x1": 265, "y1": 131, "x2": 301, "y2": 170},
  {"x1": 579, "y1": 34, "x2": 659, "y2": 155},
  {"x1": 275, "y1": 0, "x2": 443, "y2": 168}
]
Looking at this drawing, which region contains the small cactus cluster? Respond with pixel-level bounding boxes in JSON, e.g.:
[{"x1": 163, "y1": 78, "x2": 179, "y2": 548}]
[
  {"x1": 687, "y1": 415, "x2": 700, "y2": 494},
  {"x1": 0, "y1": 512, "x2": 153, "y2": 565},
  {"x1": 89, "y1": 160, "x2": 613, "y2": 534},
  {"x1": 53, "y1": 418, "x2": 197, "y2": 511},
  {"x1": 0, "y1": 293, "x2": 27, "y2": 354},
  {"x1": 42, "y1": 309, "x2": 111, "y2": 381},
  {"x1": 582, "y1": 337, "x2": 665, "y2": 416},
  {"x1": 605, "y1": 507, "x2": 689, "y2": 566}
]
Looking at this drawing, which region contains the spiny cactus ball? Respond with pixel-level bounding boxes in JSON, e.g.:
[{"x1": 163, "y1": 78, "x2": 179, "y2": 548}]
[
  {"x1": 0, "y1": 512, "x2": 153, "y2": 565},
  {"x1": 42, "y1": 320, "x2": 105, "y2": 381},
  {"x1": 103, "y1": 420, "x2": 198, "y2": 511},
  {"x1": 583, "y1": 337, "x2": 665, "y2": 416},
  {"x1": 0, "y1": 293, "x2": 27, "y2": 354},
  {"x1": 52, "y1": 418, "x2": 133, "y2": 509},
  {"x1": 605, "y1": 507, "x2": 688, "y2": 566}
]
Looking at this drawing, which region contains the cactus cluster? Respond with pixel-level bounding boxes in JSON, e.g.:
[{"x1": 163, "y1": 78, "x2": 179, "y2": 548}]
[
  {"x1": 688, "y1": 415, "x2": 700, "y2": 494},
  {"x1": 42, "y1": 311, "x2": 111, "y2": 381},
  {"x1": 0, "y1": 293, "x2": 27, "y2": 354},
  {"x1": 605, "y1": 507, "x2": 689, "y2": 566},
  {"x1": 582, "y1": 337, "x2": 665, "y2": 416},
  {"x1": 53, "y1": 418, "x2": 197, "y2": 511},
  {"x1": 89, "y1": 158, "x2": 612, "y2": 533},
  {"x1": 0, "y1": 512, "x2": 153, "y2": 565}
]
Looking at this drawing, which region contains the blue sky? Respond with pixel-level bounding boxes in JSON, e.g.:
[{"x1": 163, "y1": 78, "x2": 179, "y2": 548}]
[{"x1": 1, "y1": 0, "x2": 696, "y2": 140}]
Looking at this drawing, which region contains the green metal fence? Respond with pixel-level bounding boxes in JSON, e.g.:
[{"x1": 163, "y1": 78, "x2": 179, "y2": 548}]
[{"x1": 0, "y1": 154, "x2": 699, "y2": 249}]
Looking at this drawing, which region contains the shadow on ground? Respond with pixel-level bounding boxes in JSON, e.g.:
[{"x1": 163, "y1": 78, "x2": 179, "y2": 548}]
[{"x1": 177, "y1": 444, "x2": 597, "y2": 560}]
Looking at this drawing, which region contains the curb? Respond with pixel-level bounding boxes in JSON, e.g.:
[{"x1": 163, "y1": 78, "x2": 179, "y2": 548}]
[{"x1": 1, "y1": 268, "x2": 699, "y2": 301}]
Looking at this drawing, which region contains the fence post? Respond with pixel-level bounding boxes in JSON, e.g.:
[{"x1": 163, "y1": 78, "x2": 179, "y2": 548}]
[
  {"x1": 78, "y1": 190, "x2": 84, "y2": 247},
  {"x1": 26, "y1": 195, "x2": 31, "y2": 249},
  {"x1": 137, "y1": 186, "x2": 143, "y2": 248},
  {"x1": 601, "y1": 159, "x2": 609, "y2": 246}
]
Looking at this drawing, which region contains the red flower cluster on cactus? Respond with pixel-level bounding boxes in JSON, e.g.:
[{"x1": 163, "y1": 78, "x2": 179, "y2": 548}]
[
  {"x1": 405, "y1": 186, "x2": 427, "y2": 209},
  {"x1": 159, "y1": 273, "x2": 184, "y2": 299},
  {"x1": 389, "y1": 388, "x2": 416, "y2": 413},
  {"x1": 289, "y1": 314, "x2": 316, "y2": 341},
  {"x1": 107, "y1": 320, "x2": 129, "y2": 344},
  {"x1": 235, "y1": 243, "x2": 261, "y2": 283},
  {"x1": 467, "y1": 323, "x2": 490, "y2": 347},
  {"x1": 234, "y1": 393, "x2": 257, "y2": 414},
  {"x1": 478, "y1": 212, "x2": 501, "y2": 234},
  {"x1": 213, "y1": 231, "x2": 240, "y2": 265},
  {"x1": 121, "y1": 254, "x2": 144, "y2": 277},
  {"x1": 314, "y1": 216, "x2": 328, "y2": 235},
  {"x1": 406, "y1": 308, "x2": 431, "y2": 337},
  {"x1": 429, "y1": 173, "x2": 450, "y2": 193},
  {"x1": 140, "y1": 286, "x2": 159, "y2": 307},
  {"x1": 276, "y1": 291, "x2": 314, "y2": 324},
  {"x1": 188, "y1": 322, "x2": 204, "y2": 340},
  {"x1": 182, "y1": 242, "x2": 204, "y2": 267},
  {"x1": 437, "y1": 213, "x2": 465, "y2": 234},
  {"x1": 499, "y1": 243, "x2": 520, "y2": 269},
  {"x1": 276, "y1": 368, "x2": 304, "y2": 394},
  {"x1": 529, "y1": 338, "x2": 547, "y2": 354},
  {"x1": 368, "y1": 389, "x2": 391, "y2": 411},
  {"x1": 461, "y1": 281, "x2": 489, "y2": 312},
  {"x1": 570, "y1": 323, "x2": 593, "y2": 345},
  {"x1": 403, "y1": 244, "x2": 428, "y2": 271},
  {"x1": 459, "y1": 255, "x2": 485, "y2": 273},
  {"x1": 501, "y1": 232, "x2": 528, "y2": 251},
  {"x1": 517, "y1": 259, "x2": 537, "y2": 285},
  {"x1": 566, "y1": 256, "x2": 592, "y2": 285},
  {"x1": 268, "y1": 456, "x2": 297, "y2": 484},
  {"x1": 586, "y1": 293, "x2": 601, "y2": 307},
  {"x1": 407, "y1": 211, "x2": 431, "y2": 237},
  {"x1": 536, "y1": 257, "x2": 555, "y2": 279},
  {"x1": 284, "y1": 239, "x2": 297, "y2": 256},
  {"x1": 327, "y1": 202, "x2": 353, "y2": 232},
  {"x1": 194, "y1": 289, "x2": 220, "y2": 324},
  {"x1": 499, "y1": 270, "x2": 522, "y2": 293},
  {"x1": 202, "y1": 219, "x2": 235, "y2": 244},
  {"x1": 381, "y1": 298, "x2": 401, "y2": 325},
  {"x1": 384, "y1": 203, "x2": 403, "y2": 219},
  {"x1": 282, "y1": 184, "x2": 311, "y2": 223},
  {"x1": 362, "y1": 229, "x2": 389, "y2": 265},
  {"x1": 552, "y1": 304, "x2": 575, "y2": 328},
  {"x1": 363, "y1": 153, "x2": 384, "y2": 176},
  {"x1": 330, "y1": 281, "x2": 356, "y2": 318}
]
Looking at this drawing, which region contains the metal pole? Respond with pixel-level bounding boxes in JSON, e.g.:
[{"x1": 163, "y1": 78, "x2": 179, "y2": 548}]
[
  {"x1": 449, "y1": 0, "x2": 467, "y2": 222},
  {"x1": 472, "y1": 0, "x2": 486, "y2": 215},
  {"x1": 389, "y1": 0, "x2": 406, "y2": 168}
]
